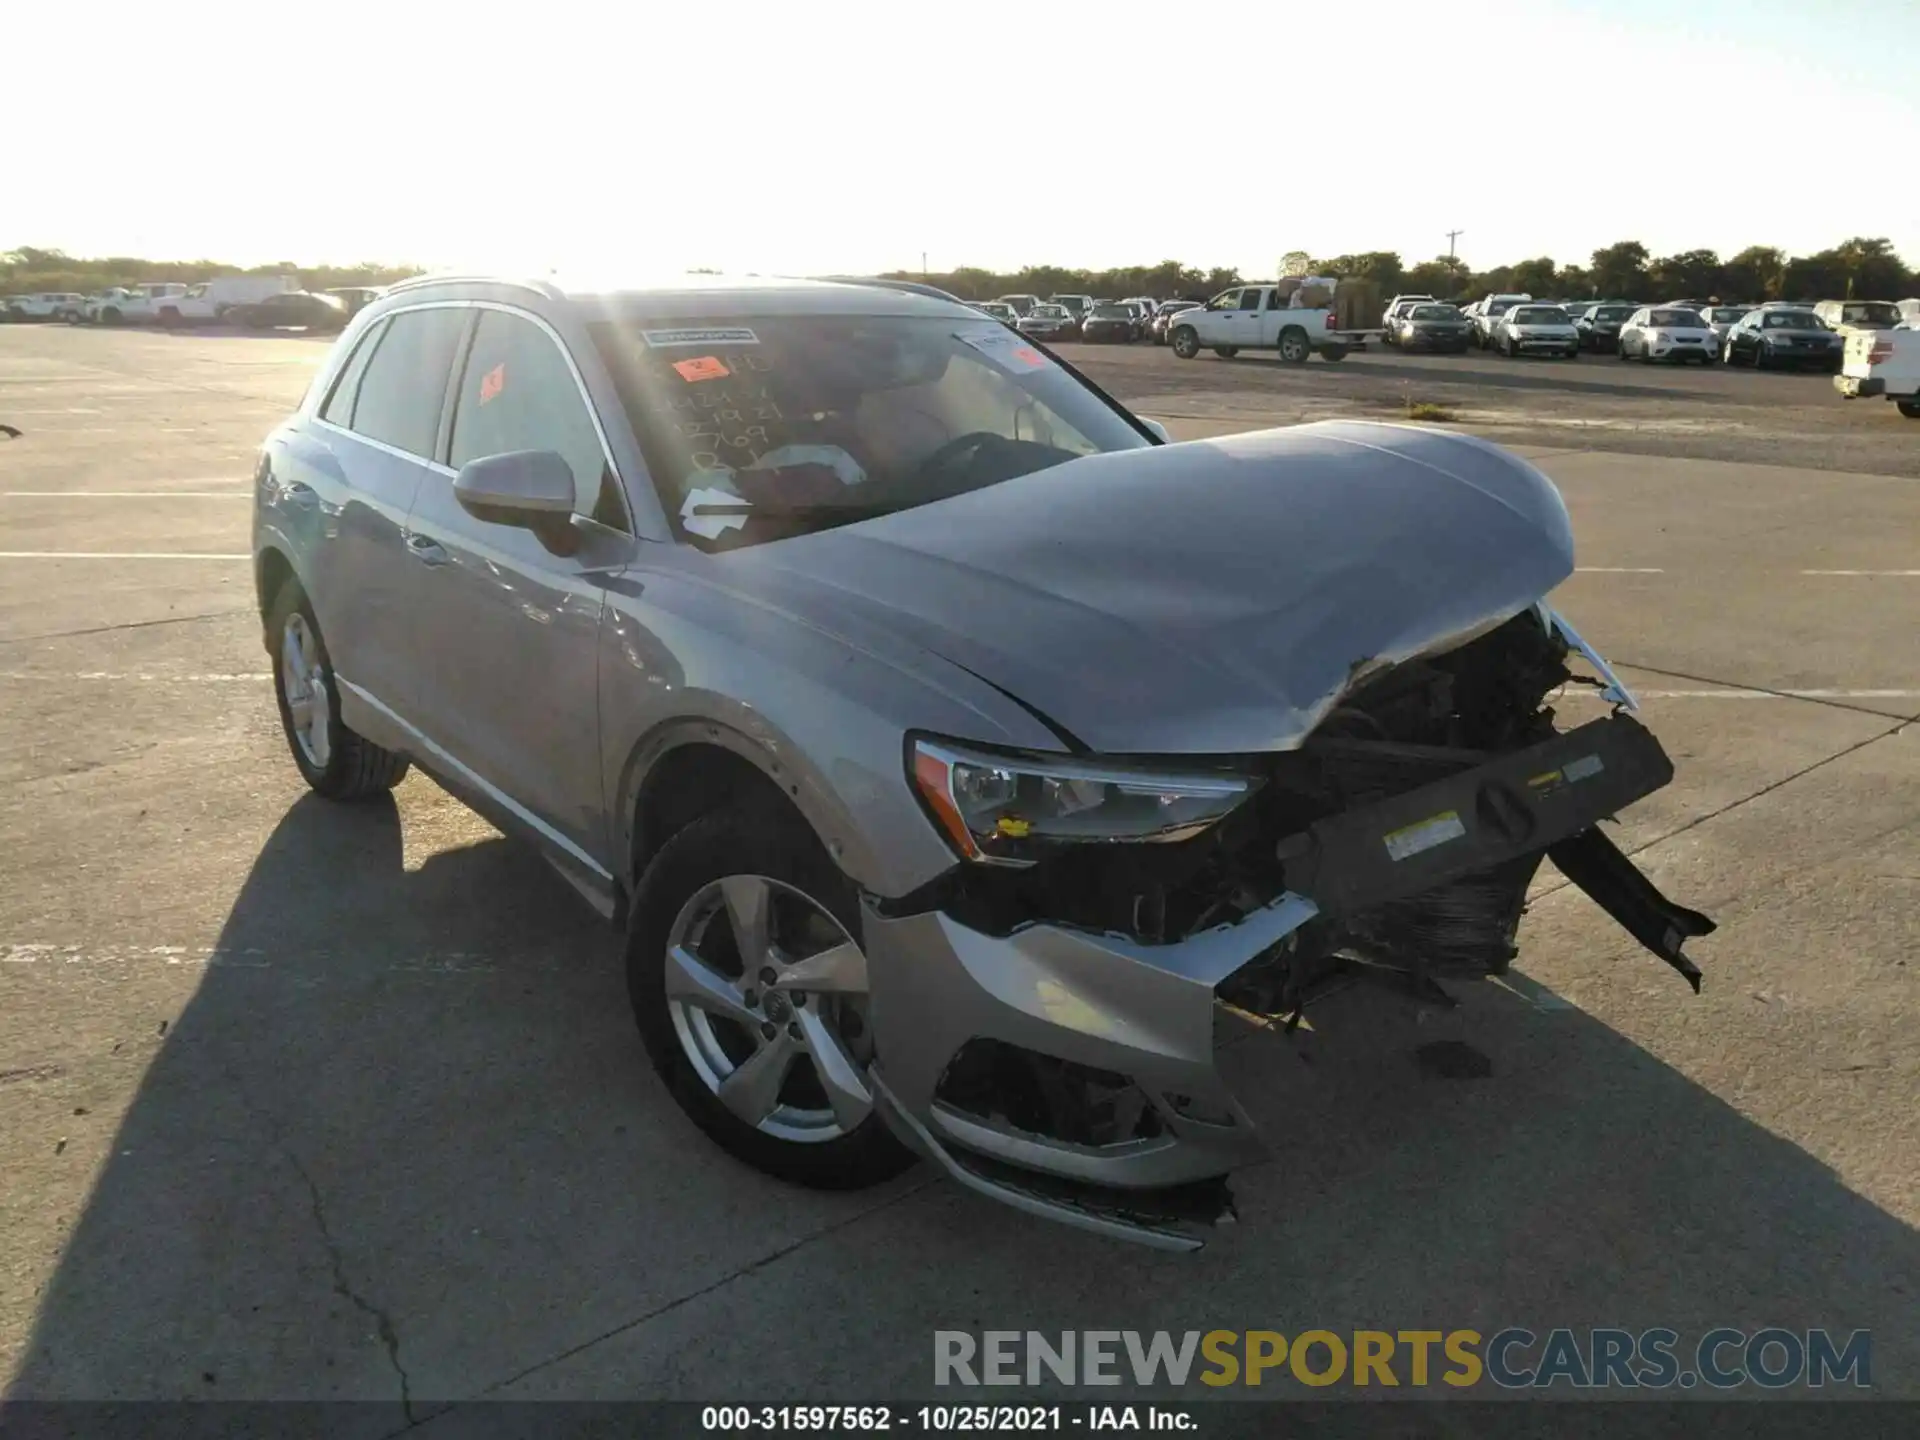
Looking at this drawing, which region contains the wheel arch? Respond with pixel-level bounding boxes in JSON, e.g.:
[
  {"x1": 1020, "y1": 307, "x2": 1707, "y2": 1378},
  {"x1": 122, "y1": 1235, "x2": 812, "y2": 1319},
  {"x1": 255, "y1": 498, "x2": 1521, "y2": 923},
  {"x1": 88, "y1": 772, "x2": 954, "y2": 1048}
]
[
  {"x1": 616, "y1": 716, "x2": 897, "y2": 905},
  {"x1": 255, "y1": 544, "x2": 297, "y2": 638}
]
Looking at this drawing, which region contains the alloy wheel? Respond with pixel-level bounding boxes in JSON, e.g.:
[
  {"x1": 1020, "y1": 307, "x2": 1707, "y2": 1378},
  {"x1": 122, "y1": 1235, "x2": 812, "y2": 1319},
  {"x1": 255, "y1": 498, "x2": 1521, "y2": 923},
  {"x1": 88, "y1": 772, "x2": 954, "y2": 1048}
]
[
  {"x1": 279, "y1": 612, "x2": 331, "y2": 768},
  {"x1": 664, "y1": 874, "x2": 875, "y2": 1143}
]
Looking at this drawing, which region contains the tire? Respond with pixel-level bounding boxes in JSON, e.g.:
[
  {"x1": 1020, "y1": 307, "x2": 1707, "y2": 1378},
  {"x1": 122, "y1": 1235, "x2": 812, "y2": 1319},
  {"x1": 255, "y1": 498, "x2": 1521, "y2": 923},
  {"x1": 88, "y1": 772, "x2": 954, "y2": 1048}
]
[
  {"x1": 1278, "y1": 328, "x2": 1310, "y2": 364},
  {"x1": 1565, "y1": 348, "x2": 1579, "y2": 361},
  {"x1": 1753, "y1": 345, "x2": 1770, "y2": 371},
  {"x1": 1212, "y1": 345, "x2": 1239, "y2": 359},
  {"x1": 628, "y1": 808, "x2": 915, "y2": 1190},
  {"x1": 1320, "y1": 344, "x2": 1349, "y2": 362},
  {"x1": 101, "y1": 306, "x2": 123, "y2": 325},
  {"x1": 1171, "y1": 326, "x2": 1199, "y2": 359},
  {"x1": 1896, "y1": 397, "x2": 1920, "y2": 419},
  {"x1": 267, "y1": 579, "x2": 410, "y2": 800}
]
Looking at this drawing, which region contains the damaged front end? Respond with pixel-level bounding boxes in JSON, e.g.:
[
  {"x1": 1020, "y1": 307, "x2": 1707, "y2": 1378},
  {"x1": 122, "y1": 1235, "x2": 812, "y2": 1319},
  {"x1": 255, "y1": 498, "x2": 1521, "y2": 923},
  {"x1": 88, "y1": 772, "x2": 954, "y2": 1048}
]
[{"x1": 865, "y1": 606, "x2": 1714, "y2": 1249}]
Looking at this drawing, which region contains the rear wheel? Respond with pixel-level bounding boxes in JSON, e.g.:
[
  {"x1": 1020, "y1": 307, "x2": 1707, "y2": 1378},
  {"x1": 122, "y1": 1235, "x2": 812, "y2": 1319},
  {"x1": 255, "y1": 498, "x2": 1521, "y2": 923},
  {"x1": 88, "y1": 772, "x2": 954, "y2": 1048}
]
[
  {"x1": 1171, "y1": 326, "x2": 1200, "y2": 359},
  {"x1": 1320, "y1": 344, "x2": 1349, "y2": 362},
  {"x1": 629, "y1": 809, "x2": 915, "y2": 1190},
  {"x1": 268, "y1": 580, "x2": 410, "y2": 800},
  {"x1": 1896, "y1": 397, "x2": 1920, "y2": 419},
  {"x1": 1278, "y1": 328, "x2": 1310, "y2": 364}
]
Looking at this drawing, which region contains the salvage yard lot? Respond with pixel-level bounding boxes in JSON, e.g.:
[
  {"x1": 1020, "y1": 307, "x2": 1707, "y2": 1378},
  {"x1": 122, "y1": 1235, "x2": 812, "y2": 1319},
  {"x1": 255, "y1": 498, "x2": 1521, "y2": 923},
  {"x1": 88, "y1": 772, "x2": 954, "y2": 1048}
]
[{"x1": 2, "y1": 325, "x2": 1916, "y2": 1418}]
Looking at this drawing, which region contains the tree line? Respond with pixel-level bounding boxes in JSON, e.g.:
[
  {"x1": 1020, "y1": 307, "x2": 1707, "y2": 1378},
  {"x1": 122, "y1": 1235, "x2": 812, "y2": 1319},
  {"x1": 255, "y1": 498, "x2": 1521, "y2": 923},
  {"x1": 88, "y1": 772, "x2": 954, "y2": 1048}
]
[
  {"x1": 0, "y1": 246, "x2": 421, "y2": 297},
  {"x1": 889, "y1": 237, "x2": 1917, "y2": 305},
  {"x1": 8, "y1": 237, "x2": 1914, "y2": 307}
]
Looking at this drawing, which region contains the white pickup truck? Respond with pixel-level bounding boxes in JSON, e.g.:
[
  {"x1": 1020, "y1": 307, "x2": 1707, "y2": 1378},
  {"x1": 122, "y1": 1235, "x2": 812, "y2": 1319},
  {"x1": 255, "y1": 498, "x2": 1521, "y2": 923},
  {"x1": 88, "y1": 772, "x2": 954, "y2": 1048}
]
[
  {"x1": 1166, "y1": 281, "x2": 1354, "y2": 363},
  {"x1": 1835, "y1": 327, "x2": 1920, "y2": 418}
]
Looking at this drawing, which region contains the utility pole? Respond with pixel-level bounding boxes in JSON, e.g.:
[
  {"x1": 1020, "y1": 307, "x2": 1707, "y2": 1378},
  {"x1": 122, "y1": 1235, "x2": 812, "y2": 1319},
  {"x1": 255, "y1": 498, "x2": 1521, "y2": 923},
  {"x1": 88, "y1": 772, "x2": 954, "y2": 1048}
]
[
  {"x1": 921, "y1": 252, "x2": 928, "y2": 279},
  {"x1": 1446, "y1": 229, "x2": 1464, "y2": 261}
]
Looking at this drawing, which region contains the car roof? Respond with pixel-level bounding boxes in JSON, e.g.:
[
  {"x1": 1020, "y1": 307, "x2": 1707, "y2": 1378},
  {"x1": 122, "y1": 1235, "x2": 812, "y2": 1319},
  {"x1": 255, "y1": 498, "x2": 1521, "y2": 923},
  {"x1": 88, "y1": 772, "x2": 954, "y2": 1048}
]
[{"x1": 373, "y1": 271, "x2": 980, "y2": 323}]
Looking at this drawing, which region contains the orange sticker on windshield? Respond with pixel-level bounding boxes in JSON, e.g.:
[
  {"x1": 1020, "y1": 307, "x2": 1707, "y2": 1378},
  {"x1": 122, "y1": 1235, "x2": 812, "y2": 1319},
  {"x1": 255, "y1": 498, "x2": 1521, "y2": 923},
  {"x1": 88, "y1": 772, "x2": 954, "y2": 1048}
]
[
  {"x1": 478, "y1": 362, "x2": 506, "y2": 404},
  {"x1": 673, "y1": 356, "x2": 731, "y2": 383}
]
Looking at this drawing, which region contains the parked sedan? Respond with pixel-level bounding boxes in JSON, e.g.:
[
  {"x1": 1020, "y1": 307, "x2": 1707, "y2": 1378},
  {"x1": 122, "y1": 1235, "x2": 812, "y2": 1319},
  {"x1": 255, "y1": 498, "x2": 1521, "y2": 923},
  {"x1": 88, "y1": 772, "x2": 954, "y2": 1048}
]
[
  {"x1": 1496, "y1": 304, "x2": 1581, "y2": 359},
  {"x1": 1573, "y1": 302, "x2": 1636, "y2": 352},
  {"x1": 1391, "y1": 303, "x2": 1472, "y2": 352},
  {"x1": 1722, "y1": 307, "x2": 1843, "y2": 371},
  {"x1": 253, "y1": 272, "x2": 1712, "y2": 1251},
  {"x1": 1152, "y1": 299, "x2": 1202, "y2": 345},
  {"x1": 1080, "y1": 302, "x2": 1137, "y2": 343},
  {"x1": 1617, "y1": 306, "x2": 1716, "y2": 364},
  {"x1": 1698, "y1": 305, "x2": 1753, "y2": 346},
  {"x1": 232, "y1": 291, "x2": 349, "y2": 333},
  {"x1": 1016, "y1": 303, "x2": 1079, "y2": 342},
  {"x1": 970, "y1": 300, "x2": 1019, "y2": 327}
]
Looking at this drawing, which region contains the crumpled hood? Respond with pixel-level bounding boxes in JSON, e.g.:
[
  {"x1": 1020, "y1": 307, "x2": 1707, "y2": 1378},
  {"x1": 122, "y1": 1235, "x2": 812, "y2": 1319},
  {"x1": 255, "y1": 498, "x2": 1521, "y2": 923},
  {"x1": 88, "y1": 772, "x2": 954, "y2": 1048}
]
[{"x1": 719, "y1": 421, "x2": 1576, "y2": 755}]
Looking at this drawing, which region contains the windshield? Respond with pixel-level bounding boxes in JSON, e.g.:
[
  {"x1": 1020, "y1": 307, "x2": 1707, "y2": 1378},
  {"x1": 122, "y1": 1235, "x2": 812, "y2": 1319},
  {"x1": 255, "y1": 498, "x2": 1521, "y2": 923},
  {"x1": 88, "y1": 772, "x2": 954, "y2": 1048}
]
[
  {"x1": 1840, "y1": 302, "x2": 1899, "y2": 325},
  {"x1": 1705, "y1": 307, "x2": 1749, "y2": 323},
  {"x1": 1486, "y1": 298, "x2": 1519, "y2": 316},
  {"x1": 1409, "y1": 305, "x2": 1458, "y2": 321},
  {"x1": 1511, "y1": 306, "x2": 1568, "y2": 324},
  {"x1": 1090, "y1": 304, "x2": 1130, "y2": 319},
  {"x1": 1594, "y1": 305, "x2": 1633, "y2": 321},
  {"x1": 1762, "y1": 310, "x2": 1822, "y2": 329},
  {"x1": 1029, "y1": 305, "x2": 1068, "y2": 319},
  {"x1": 592, "y1": 315, "x2": 1152, "y2": 549},
  {"x1": 1649, "y1": 309, "x2": 1703, "y2": 327}
]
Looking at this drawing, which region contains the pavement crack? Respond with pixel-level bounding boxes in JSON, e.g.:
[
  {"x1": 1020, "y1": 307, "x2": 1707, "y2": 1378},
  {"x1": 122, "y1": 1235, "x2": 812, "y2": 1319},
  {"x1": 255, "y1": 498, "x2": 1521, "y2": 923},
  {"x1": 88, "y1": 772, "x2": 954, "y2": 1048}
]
[
  {"x1": 468, "y1": 1177, "x2": 938, "y2": 1405},
  {"x1": 220, "y1": 1060, "x2": 416, "y2": 1421},
  {"x1": 0, "y1": 608, "x2": 253, "y2": 647},
  {"x1": 1619, "y1": 658, "x2": 1920, "y2": 722},
  {"x1": 287, "y1": 1145, "x2": 416, "y2": 1421},
  {"x1": 1533, "y1": 713, "x2": 1912, "y2": 905}
]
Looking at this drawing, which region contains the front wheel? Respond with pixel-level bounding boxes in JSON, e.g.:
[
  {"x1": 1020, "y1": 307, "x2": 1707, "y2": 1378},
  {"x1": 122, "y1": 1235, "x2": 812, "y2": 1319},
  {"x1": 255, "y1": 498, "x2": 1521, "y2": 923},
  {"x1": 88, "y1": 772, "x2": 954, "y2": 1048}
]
[
  {"x1": 1212, "y1": 345, "x2": 1239, "y2": 358},
  {"x1": 1278, "y1": 328, "x2": 1310, "y2": 364},
  {"x1": 268, "y1": 580, "x2": 410, "y2": 799},
  {"x1": 1753, "y1": 345, "x2": 1770, "y2": 371},
  {"x1": 1896, "y1": 397, "x2": 1920, "y2": 419},
  {"x1": 1171, "y1": 326, "x2": 1200, "y2": 359},
  {"x1": 629, "y1": 809, "x2": 915, "y2": 1190}
]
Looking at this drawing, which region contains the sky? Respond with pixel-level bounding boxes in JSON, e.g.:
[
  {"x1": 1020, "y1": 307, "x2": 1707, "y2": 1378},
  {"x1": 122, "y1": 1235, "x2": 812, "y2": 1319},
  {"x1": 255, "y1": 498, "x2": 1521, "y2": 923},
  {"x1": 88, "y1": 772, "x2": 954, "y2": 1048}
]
[{"x1": 6, "y1": 0, "x2": 1917, "y2": 279}]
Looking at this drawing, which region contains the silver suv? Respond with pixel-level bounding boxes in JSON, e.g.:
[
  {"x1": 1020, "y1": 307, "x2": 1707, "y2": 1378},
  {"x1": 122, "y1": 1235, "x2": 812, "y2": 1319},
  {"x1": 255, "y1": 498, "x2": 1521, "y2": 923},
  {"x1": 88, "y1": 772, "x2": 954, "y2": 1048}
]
[{"x1": 253, "y1": 274, "x2": 1713, "y2": 1249}]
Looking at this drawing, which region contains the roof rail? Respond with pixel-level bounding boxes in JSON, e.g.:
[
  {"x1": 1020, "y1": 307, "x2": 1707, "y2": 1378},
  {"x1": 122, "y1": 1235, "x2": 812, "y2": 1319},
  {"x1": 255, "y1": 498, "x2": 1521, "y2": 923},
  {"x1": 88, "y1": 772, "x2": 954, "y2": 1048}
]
[{"x1": 380, "y1": 272, "x2": 563, "y2": 301}]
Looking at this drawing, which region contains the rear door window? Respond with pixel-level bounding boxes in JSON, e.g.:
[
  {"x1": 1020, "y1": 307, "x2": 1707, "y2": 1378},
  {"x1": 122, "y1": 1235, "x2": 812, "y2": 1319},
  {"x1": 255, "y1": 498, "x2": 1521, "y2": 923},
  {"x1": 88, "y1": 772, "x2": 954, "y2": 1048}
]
[
  {"x1": 448, "y1": 309, "x2": 626, "y2": 528},
  {"x1": 319, "y1": 318, "x2": 387, "y2": 426},
  {"x1": 349, "y1": 306, "x2": 469, "y2": 459}
]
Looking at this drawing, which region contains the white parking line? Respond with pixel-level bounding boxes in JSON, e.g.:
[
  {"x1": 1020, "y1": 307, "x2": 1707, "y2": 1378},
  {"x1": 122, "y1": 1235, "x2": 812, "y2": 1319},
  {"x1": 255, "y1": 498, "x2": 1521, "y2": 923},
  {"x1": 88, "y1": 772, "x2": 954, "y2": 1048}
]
[
  {"x1": 0, "y1": 552, "x2": 249, "y2": 560},
  {"x1": 2, "y1": 942, "x2": 506, "y2": 974},
  {"x1": 1574, "y1": 567, "x2": 1665, "y2": 574},
  {"x1": 0, "y1": 491, "x2": 249, "y2": 498},
  {"x1": 1801, "y1": 569, "x2": 1920, "y2": 577},
  {"x1": 0, "y1": 672, "x2": 268, "y2": 682}
]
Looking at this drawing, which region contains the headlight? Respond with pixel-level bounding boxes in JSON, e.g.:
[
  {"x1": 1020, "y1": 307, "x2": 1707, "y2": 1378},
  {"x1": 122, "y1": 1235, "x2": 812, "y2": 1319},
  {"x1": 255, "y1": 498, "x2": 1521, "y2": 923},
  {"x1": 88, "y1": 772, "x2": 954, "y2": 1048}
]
[{"x1": 909, "y1": 737, "x2": 1258, "y2": 867}]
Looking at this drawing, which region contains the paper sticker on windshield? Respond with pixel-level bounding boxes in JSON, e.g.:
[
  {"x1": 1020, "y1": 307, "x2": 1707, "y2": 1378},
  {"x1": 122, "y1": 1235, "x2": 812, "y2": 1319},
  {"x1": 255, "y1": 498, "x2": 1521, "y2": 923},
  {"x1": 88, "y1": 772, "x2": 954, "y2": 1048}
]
[
  {"x1": 954, "y1": 326, "x2": 1050, "y2": 373},
  {"x1": 1383, "y1": 811, "x2": 1466, "y2": 862},
  {"x1": 478, "y1": 362, "x2": 505, "y2": 404},
  {"x1": 642, "y1": 327, "x2": 759, "y2": 348},
  {"x1": 672, "y1": 356, "x2": 730, "y2": 383}
]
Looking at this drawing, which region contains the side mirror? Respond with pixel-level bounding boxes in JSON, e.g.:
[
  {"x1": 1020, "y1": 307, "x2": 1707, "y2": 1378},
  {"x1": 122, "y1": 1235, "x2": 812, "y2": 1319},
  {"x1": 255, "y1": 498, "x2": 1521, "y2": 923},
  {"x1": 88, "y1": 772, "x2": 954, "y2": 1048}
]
[
  {"x1": 454, "y1": 450, "x2": 579, "y2": 553},
  {"x1": 1141, "y1": 417, "x2": 1171, "y2": 443}
]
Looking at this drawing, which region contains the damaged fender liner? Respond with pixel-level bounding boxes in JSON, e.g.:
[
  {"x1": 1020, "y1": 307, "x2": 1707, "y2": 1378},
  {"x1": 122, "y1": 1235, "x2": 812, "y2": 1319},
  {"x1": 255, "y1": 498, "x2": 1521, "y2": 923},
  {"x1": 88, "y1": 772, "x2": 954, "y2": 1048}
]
[{"x1": 1279, "y1": 714, "x2": 1715, "y2": 987}]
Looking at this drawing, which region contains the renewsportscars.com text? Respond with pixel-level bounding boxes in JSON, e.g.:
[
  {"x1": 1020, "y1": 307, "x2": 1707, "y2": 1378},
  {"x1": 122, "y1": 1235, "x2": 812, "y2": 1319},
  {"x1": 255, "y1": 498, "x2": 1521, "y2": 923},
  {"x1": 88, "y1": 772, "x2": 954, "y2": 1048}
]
[{"x1": 934, "y1": 1328, "x2": 1871, "y2": 1391}]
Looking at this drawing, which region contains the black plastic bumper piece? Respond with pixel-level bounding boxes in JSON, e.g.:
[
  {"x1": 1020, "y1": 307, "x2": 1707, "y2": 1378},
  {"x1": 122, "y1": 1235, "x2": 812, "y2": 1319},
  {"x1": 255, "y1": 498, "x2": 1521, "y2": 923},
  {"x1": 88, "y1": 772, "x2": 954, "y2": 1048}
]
[{"x1": 1547, "y1": 827, "x2": 1716, "y2": 990}]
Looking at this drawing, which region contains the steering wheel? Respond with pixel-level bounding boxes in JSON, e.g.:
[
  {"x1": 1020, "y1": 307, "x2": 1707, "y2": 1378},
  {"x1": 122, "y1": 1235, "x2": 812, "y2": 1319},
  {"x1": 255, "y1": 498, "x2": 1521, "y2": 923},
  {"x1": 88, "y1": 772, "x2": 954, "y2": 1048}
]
[{"x1": 913, "y1": 430, "x2": 1012, "y2": 479}]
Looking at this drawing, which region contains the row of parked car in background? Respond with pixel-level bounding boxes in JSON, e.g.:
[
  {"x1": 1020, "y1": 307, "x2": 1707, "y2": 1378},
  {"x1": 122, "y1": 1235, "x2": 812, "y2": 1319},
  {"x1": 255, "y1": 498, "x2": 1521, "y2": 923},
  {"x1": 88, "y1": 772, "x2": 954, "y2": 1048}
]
[
  {"x1": 1377, "y1": 292, "x2": 1919, "y2": 370},
  {"x1": 2, "y1": 277, "x2": 388, "y2": 332}
]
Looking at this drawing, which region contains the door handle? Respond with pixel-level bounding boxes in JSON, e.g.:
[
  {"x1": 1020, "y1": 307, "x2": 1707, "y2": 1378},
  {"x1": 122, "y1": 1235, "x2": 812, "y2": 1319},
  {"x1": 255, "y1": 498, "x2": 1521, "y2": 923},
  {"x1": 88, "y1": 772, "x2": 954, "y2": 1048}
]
[{"x1": 406, "y1": 534, "x2": 450, "y2": 566}]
